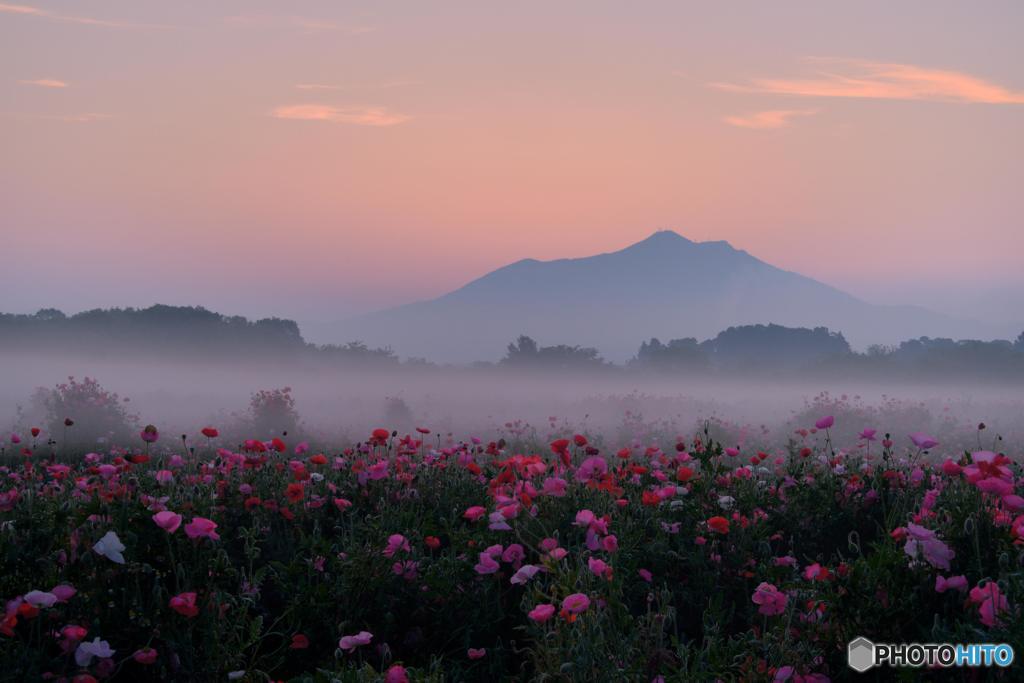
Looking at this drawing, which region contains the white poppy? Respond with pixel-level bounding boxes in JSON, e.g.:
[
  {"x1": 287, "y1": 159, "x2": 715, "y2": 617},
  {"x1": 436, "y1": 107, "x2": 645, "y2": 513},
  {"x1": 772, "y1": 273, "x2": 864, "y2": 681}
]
[{"x1": 93, "y1": 530, "x2": 126, "y2": 564}]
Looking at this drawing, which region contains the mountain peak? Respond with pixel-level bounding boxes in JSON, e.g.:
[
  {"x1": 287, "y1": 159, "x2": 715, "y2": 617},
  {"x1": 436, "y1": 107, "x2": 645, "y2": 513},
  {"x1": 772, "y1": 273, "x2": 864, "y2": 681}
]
[{"x1": 633, "y1": 230, "x2": 694, "y2": 247}]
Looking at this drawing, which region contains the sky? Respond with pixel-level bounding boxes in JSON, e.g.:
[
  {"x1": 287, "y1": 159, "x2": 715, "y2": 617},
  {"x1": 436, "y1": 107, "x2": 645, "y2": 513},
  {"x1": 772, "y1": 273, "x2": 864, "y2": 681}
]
[{"x1": 2, "y1": 1, "x2": 1023, "y2": 328}]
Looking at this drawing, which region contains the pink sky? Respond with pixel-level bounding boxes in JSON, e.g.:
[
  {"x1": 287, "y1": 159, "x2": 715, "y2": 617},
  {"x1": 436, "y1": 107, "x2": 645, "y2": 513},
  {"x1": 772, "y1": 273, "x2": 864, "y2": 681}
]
[{"x1": 2, "y1": 1, "x2": 1022, "y2": 324}]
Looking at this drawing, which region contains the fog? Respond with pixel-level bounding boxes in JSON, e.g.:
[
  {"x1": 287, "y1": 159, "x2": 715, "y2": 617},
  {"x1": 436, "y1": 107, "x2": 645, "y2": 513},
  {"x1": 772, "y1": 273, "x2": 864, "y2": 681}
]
[{"x1": 3, "y1": 351, "x2": 1021, "y2": 457}]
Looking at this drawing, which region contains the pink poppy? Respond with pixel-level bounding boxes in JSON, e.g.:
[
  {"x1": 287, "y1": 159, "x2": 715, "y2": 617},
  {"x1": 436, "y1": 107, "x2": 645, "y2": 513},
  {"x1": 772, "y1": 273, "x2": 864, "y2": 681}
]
[
  {"x1": 463, "y1": 506, "x2": 486, "y2": 521},
  {"x1": 751, "y1": 582, "x2": 788, "y2": 616},
  {"x1": 184, "y1": 517, "x2": 219, "y2": 541},
  {"x1": 935, "y1": 575, "x2": 968, "y2": 593},
  {"x1": 338, "y1": 630, "x2": 373, "y2": 652},
  {"x1": 528, "y1": 603, "x2": 556, "y2": 622},
  {"x1": 562, "y1": 593, "x2": 590, "y2": 614},
  {"x1": 152, "y1": 510, "x2": 182, "y2": 534}
]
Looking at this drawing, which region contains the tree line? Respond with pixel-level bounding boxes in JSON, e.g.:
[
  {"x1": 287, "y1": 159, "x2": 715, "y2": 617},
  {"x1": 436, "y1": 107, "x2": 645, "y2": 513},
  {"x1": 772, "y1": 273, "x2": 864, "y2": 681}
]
[{"x1": 3, "y1": 306, "x2": 1024, "y2": 378}]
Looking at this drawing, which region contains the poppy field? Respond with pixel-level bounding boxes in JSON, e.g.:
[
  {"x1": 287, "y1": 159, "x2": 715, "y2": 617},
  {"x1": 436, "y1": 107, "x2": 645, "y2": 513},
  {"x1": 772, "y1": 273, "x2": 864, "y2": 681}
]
[{"x1": 1, "y1": 413, "x2": 1022, "y2": 682}]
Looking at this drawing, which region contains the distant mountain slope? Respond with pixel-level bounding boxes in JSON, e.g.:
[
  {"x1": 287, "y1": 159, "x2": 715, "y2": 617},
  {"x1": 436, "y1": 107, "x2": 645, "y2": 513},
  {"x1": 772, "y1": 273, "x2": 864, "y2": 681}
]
[{"x1": 318, "y1": 231, "x2": 998, "y2": 362}]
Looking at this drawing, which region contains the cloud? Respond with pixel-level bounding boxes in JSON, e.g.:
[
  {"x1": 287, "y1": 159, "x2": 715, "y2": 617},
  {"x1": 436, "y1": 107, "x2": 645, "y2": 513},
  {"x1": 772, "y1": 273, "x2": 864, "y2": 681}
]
[
  {"x1": 270, "y1": 104, "x2": 410, "y2": 127},
  {"x1": 724, "y1": 109, "x2": 818, "y2": 129},
  {"x1": 0, "y1": 2, "x2": 169, "y2": 28},
  {"x1": 226, "y1": 14, "x2": 372, "y2": 35},
  {"x1": 19, "y1": 78, "x2": 68, "y2": 88},
  {"x1": 713, "y1": 58, "x2": 1024, "y2": 104}
]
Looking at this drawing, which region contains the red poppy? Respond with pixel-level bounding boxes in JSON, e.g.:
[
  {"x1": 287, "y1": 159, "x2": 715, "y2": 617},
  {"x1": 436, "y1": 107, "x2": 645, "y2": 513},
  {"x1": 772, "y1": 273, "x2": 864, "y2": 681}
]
[
  {"x1": 573, "y1": 434, "x2": 588, "y2": 447},
  {"x1": 30, "y1": 427, "x2": 40, "y2": 438},
  {"x1": 707, "y1": 516, "x2": 730, "y2": 534},
  {"x1": 285, "y1": 483, "x2": 304, "y2": 503},
  {"x1": 201, "y1": 427, "x2": 219, "y2": 438},
  {"x1": 309, "y1": 454, "x2": 327, "y2": 465},
  {"x1": 290, "y1": 634, "x2": 309, "y2": 649},
  {"x1": 271, "y1": 438, "x2": 287, "y2": 453}
]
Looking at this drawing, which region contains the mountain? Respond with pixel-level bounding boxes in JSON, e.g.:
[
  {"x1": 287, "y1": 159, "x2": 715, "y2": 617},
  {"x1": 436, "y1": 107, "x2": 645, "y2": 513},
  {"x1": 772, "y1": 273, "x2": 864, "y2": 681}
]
[{"x1": 314, "y1": 231, "x2": 1001, "y2": 363}]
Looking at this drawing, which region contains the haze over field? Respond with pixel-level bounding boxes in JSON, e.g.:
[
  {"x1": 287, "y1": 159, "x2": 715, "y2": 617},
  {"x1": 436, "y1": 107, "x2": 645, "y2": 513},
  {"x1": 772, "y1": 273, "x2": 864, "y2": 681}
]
[{"x1": 2, "y1": 1, "x2": 1023, "y2": 438}]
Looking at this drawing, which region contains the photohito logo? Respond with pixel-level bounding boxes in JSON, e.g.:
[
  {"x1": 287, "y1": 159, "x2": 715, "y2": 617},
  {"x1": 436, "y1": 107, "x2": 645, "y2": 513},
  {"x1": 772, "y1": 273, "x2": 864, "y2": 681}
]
[{"x1": 848, "y1": 637, "x2": 1014, "y2": 672}]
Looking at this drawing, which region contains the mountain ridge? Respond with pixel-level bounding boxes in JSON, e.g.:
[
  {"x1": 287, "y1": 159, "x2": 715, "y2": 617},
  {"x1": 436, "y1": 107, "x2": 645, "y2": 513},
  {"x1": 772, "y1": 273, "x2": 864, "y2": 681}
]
[{"x1": 315, "y1": 230, "x2": 1004, "y2": 362}]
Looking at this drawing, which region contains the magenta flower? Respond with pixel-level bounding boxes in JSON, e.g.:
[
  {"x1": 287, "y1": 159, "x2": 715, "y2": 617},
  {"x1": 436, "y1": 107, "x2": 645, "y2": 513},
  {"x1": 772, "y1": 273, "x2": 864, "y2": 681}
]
[
  {"x1": 152, "y1": 510, "x2": 182, "y2": 534},
  {"x1": 463, "y1": 506, "x2": 486, "y2": 522},
  {"x1": 338, "y1": 630, "x2": 373, "y2": 652},
  {"x1": 169, "y1": 592, "x2": 199, "y2": 617},
  {"x1": 562, "y1": 592, "x2": 590, "y2": 615},
  {"x1": 815, "y1": 416, "x2": 834, "y2": 430},
  {"x1": 467, "y1": 647, "x2": 486, "y2": 659},
  {"x1": 751, "y1": 582, "x2": 788, "y2": 616},
  {"x1": 140, "y1": 425, "x2": 159, "y2": 443},
  {"x1": 528, "y1": 603, "x2": 556, "y2": 622},
  {"x1": 184, "y1": 517, "x2": 220, "y2": 541},
  {"x1": 859, "y1": 428, "x2": 877, "y2": 441},
  {"x1": 575, "y1": 456, "x2": 607, "y2": 483},
  {"x1": 935, "y1": 575, "x2": 968, "y2": 593},
  {"x1": 969, "y1": 581, "x2": 1009, "y2": 627},
  {"x1": 382, "y1": 534, "x2": 410, "y2": 557},
  {"x1": 474, "y1": 552, "x2": 500, "y2": 575},
  {"x1": 908, "y1": 432, "x2": 939, "y2": 450}
]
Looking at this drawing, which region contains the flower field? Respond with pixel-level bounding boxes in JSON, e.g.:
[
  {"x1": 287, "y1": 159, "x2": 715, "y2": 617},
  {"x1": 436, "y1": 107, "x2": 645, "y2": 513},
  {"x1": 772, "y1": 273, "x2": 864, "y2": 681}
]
[{"x1": 1, "y1": 416, "x2": 1022, "y2": 682}]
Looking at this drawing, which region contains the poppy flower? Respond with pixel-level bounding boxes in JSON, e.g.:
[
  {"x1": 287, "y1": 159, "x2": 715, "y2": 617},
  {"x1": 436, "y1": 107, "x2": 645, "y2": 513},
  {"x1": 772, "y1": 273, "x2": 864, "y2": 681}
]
[
  {"x1": 562, "y1": 593, "x2": 590, "y2": 615},
  {"x1": 201, "y1": 427, "x2": 219, "y2": 438},
  {"x1": 285, "y1": 483, "x2": 304, "y2": 503},
  {"x1": 132, "y1": 647, "x2": 158, "y2": 664},
  {"x1": 152, "y1": 510, "x2": 182, "y2": 534},
  {"x1": 528, "y1": 603, "x2": 556, "y2": 622},
  {"x1": 93, "y1": 531, "x2": 126, "y2": 564},
  {"x1": 75, "y1": 638, "x2": 114, "y2": 667},
  {"x1": 184, "y1": 517, "x2": 220, "y2": 541},
  {"x1": 169, "y1": 592, "x2": 199, "y2": 618},
  {"x1": 752, "y1": 583, "x2": 788, "y2": 616},
  {"x1": 140, "y1": 425, "x2": 159, "y2": 443},
  {"x1": 290, "y1": 634, "x2": 309, "y2": 649},
  {"x1": 338, "y1": 630, "x2": 372, "y2": 652},
  {"x1": 707, "y1": 516, "x2": 730, "y2": 534},
  {"x1": 463, "y1": 506, "x2": 486, "y2": 522},
  {"x1": 815, "y1": 416, "x2": 834, "y2": 430}
]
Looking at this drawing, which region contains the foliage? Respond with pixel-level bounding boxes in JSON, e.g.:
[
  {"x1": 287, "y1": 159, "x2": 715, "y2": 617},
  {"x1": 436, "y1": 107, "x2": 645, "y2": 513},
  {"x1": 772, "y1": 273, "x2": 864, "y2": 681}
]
[{"x1": 1, "y1": 415, "x2": 1023, "y2": 681}]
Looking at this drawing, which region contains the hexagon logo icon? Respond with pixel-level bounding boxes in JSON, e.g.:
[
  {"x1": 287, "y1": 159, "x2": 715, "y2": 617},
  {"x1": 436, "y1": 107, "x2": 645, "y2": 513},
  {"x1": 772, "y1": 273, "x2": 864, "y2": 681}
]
[{"x1": 847, "y1": 637, "x2": 875, "y2": 673}]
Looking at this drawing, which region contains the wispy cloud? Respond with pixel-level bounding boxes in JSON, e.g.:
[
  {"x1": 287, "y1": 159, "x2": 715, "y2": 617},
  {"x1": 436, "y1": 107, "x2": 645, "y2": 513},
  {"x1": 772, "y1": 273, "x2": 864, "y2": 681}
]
[
  {"x1": 19, "y1": 78, "x2": 68, "y2": 88},
  {"x1": 713, "y1": 58, "x2": 1024, "y2": 104},
  {"x1": 226, "y1": 14, "x2": 372, "y2": 35},
  {"x1": 724, "y1": 109, "x2": 818, "y2": 129},
  {"x1": 270, "y1": 104, "x2": 410, "y2": 127},
  {"x1": 295, "y1": 80, "x2": 419, "y2": 91},
  {"x1": 0, "y1": 2, "x2": 170, "y2": 28}
]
